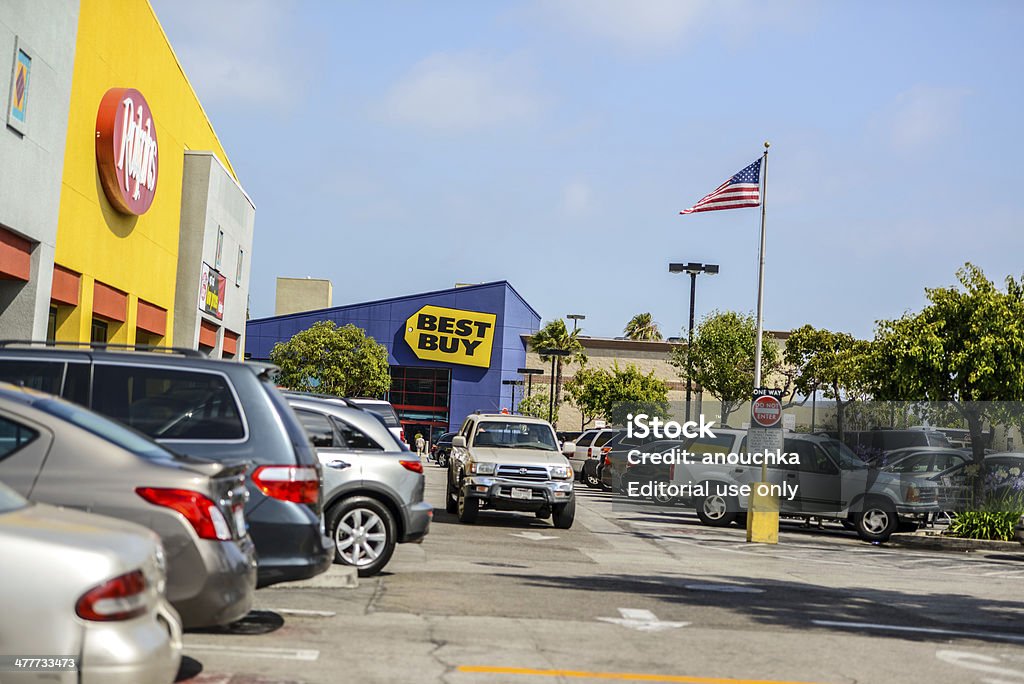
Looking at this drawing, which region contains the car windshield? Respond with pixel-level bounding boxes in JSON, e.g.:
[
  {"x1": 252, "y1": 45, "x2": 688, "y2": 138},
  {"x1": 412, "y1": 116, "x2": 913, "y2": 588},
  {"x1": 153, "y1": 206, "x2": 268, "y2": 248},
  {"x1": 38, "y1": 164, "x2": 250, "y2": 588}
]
[
  {"x1": 34, "y1": 397, "x2": 172, "y2": 461},
  {"x1": 0, "y1": 480, "x2": 27, "y2": 513},
  {"x1": 474, "y1": 421, "x2": 558, "y2": 450},
  {"x1": 820, "y1": 438, "x2": 868, "y2": 469}
]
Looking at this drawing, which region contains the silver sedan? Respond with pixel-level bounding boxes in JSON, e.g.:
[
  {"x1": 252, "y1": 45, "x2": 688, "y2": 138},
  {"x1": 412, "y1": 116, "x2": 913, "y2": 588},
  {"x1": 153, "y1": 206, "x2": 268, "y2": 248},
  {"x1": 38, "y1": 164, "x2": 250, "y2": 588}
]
[{"x1": 0, "y1": 482, "x2": 182, "y2": 684}]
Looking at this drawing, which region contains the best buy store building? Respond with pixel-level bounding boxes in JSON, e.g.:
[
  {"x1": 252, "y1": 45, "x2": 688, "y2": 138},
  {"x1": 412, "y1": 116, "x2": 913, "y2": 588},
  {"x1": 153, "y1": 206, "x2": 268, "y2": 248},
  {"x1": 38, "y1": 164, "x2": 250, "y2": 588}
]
[{"x1": 245, "y1": 282, "x2": 541, "y2": 439}]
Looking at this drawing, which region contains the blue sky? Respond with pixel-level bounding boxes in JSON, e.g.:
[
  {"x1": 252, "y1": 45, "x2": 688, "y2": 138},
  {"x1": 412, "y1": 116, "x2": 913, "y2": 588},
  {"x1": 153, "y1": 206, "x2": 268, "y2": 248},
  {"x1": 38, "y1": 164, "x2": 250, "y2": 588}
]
[{"x1": 151, "y1": 0, "x2": 1024, "y2": 340}]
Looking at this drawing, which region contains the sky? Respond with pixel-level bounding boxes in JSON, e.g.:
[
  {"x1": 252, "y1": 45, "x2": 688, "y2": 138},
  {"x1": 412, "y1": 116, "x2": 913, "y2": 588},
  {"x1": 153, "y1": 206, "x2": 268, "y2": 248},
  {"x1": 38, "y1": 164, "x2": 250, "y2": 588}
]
[{"x1": 151, "y1": 0, "x2": 1024, "y2": 340}]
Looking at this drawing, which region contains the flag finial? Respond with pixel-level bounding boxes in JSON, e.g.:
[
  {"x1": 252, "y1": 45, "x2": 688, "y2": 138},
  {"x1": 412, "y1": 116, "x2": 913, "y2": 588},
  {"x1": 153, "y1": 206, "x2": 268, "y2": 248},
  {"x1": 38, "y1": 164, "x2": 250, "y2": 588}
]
[{"x1": 764, "y1": 141, "x2": 770, "y2": 149}]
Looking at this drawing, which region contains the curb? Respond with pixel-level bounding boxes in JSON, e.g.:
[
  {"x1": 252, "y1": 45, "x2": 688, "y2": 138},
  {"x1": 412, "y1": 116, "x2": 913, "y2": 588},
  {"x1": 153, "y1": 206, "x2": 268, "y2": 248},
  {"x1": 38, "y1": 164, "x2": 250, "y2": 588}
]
[{"x1": 888, "y1": 532, "x2": 1023, "y2": 553}]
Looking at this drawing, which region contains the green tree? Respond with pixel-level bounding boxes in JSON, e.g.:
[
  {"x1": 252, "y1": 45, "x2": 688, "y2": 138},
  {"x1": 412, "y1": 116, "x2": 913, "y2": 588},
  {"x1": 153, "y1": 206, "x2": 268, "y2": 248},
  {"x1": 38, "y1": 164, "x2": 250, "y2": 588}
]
[
  {"x1": 783, "y1": 325, "x2": 872, "y2": 440},
  {"x1": 869, "y1": 263, "x2": 1024, "y2": 503},
  {"x1": 529, "y1": 319, "x2": 586, "y2": 428},
  {"x1": 518, "y1": 390, "x2": 557, "y2": 424},
  {"x1": 624, "y1": 312, "x2": 663, "y2": 341},
  {"x1": 270, "y1": 320, "x2": 391, "y2": 397},
  {"x1": 669, "y1": 310, "x2": 780, "y2": 426},
  {"x1": 565, "y1": 366, "x2": 613, "y2": 430},
  {"x1": 604, "y1": 363, "x2": 670, "y2": 426}
]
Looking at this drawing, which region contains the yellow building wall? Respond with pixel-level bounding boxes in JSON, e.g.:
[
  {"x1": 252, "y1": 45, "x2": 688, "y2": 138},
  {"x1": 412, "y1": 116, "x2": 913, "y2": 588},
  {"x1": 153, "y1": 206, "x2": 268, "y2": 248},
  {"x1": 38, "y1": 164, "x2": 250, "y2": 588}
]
[{"x1": 55, "y1": 0, "x2": 236, "y2": 345}]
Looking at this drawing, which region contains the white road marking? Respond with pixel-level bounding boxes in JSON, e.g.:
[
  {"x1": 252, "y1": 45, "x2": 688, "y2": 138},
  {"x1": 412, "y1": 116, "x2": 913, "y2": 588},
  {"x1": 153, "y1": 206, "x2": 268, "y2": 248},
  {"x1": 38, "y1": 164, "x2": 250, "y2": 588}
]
[
  {"x1": 812, "y1": 620, "x2": 1024, "y2": 644},
  {"x1": 273, "y1": 608, "x2": 337, "y2": 617},
  {"x1": 936, "y1": 650, "x2": 1024, "y2": 681},
  {"x1": 597, "y1": 607, "x2": 689, "y2": 632},
  {"x1": 184, "y1": 644, "x2": 320, "y2": 661},
  {"x1": 510, "y1": 531, "x2": 558, "y2": 541}
]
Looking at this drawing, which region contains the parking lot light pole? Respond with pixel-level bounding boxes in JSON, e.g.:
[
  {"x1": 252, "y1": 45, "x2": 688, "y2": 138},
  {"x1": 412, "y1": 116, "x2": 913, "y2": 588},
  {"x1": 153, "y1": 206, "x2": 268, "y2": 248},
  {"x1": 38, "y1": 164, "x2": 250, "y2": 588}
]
[
  {"x1": 567, "y1": 314, "x2": 585, "y2": 332},
  {"x1": 518, "y1": 367, "x2": 543, "y2": 399},
  {"x1": 669, "y1": 262, "x2": 719, "y2": 422},
  {"x1": 538, "y1": 349, "x2": 570, "y2": 425},
  {"x1": 502, "y1": 379, "x2": 523, "y2": 413}
]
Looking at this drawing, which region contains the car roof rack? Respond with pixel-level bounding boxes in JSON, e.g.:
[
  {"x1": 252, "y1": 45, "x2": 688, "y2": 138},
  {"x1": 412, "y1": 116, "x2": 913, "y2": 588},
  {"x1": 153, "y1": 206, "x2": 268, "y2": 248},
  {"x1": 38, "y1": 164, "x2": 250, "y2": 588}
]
[{"x1": 0, "y1": 340, "x2": 208, "y2": 357}]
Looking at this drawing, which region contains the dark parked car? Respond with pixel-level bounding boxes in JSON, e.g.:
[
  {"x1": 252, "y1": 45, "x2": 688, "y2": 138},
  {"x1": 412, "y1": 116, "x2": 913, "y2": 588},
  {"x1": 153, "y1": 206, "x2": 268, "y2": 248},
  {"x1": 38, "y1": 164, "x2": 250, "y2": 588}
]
[
  {"x1": 932, "y1": 453, "x2": 1024, "y2": 511},
  {"x1": 879, "y1": 447, "x2": 971, "y2": 478},
  {"x1": 826, "y1": 429, "x2": 952, "y2": 466},
  {"x1": 0, "y1": 384, "x2": 256, "y2": 628},
  {"x1": 0, "y1": 344, "x2": 332, "y2": 589},
  {"x1": 431, "y1": 432, "x2": 456, "y2": 468}
]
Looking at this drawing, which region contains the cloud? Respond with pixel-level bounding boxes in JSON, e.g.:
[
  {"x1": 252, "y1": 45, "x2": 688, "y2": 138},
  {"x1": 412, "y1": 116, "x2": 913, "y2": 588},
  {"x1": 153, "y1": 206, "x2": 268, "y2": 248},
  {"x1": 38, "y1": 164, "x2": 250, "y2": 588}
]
[
  {"x1": 561, "y1": 180, "x2": 592, "y2": 217},
  {"x1": 529, "y1": 0, "x2": 710, "y2": 54},
  {"x1": 884, "y1": 85, "x2": 970, "y2": 149},
  {"x1": 150, "y1": 0, "x2": 303, "y2": 109},
  {"x1": 382, "y1": 52, "x2": 542, "y2": 131}
]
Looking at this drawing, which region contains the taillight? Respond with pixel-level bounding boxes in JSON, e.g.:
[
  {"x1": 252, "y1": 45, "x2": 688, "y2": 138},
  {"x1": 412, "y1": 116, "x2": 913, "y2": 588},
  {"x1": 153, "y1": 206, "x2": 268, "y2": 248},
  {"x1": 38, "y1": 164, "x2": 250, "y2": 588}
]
[
  {"x1": 669, "y1": 465, "x2": 675, "y2": 480},
  {"x1": 400, "y1": 429, "x2": 405, "y2": 442},
  {"x1": 603, "y1": 455, "x2": 612, "y2": 467},
  {"x1": 251, "y1": 465, "x2": 319, "y2": 504},
  {"x1": 136, "y1": 487, "x2": 231, "y2": 540},
  {"x1": 587, "y1": 447, "x2": 593, "y2": 458},
  {"x1": 76, "y1": 569, "x2": 149, "y2": 621},
  {"x1": 400, "y1": 460, "x2": 423, "y2": 474}
]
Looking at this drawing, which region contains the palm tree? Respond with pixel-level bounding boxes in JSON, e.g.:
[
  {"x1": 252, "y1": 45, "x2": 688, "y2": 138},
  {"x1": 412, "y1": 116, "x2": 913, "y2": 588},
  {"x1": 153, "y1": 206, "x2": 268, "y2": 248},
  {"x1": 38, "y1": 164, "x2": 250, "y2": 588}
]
[
  {"x1": 529, "y1": 319, "x2": 586, "y2": 426},
  {"x1": 624, "y1": 312, "x2": 663, "y2": 341}
]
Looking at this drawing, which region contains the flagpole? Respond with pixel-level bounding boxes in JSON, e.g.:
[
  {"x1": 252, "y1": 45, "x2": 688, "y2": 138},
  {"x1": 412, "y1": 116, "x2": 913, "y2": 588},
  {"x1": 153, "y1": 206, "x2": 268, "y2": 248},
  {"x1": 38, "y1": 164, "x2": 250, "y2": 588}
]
[{"x1": 753, "y1": 141, "x2": 769, "y2": 391}]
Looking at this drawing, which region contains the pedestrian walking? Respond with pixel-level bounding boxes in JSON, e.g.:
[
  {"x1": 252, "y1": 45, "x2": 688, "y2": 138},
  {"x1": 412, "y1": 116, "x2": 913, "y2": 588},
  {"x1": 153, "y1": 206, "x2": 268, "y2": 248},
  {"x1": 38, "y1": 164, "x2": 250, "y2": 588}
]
[{"x1": 414, "y1": 433, "x2": 426, "y2": 459}]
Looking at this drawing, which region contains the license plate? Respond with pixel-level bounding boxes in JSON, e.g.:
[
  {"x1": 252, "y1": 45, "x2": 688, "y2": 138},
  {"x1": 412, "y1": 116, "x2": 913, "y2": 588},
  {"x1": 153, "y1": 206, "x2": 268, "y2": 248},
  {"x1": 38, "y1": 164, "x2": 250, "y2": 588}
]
[
  {"x1": 511, "y1": 487, "x2": 532, "y2": 500},
  {"x1": 233, "y1": 505, "x2": 247, "y2": 537}
]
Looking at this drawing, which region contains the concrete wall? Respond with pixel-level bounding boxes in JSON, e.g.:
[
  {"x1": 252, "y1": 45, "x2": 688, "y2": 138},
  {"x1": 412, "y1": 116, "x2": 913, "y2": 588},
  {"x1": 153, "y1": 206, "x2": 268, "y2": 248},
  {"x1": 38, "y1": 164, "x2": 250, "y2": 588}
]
[
  {"x1": 173, "y1": 151, "x2": 255, "y2": 357},
  {"x1": 275, "y1": 277, "x2": 333, "y2": 316},
  {"x1": 0, "y1": 0, "x2": 78, "y2": 339}
]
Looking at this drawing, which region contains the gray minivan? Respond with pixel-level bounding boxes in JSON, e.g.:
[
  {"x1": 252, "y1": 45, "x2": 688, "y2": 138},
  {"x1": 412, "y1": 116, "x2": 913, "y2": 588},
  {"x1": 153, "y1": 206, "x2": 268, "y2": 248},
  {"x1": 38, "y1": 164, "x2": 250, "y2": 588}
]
[{"x1": 0, "y1": 345, "x2": 332, "y2": 588}]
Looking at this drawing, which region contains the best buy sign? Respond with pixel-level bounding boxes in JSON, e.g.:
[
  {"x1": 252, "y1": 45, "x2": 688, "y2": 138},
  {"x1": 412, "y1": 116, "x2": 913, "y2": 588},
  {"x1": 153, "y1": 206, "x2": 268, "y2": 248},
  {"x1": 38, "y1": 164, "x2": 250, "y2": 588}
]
[{"x1": 404, "y1": 305, "x2": 496, "y2": 368}]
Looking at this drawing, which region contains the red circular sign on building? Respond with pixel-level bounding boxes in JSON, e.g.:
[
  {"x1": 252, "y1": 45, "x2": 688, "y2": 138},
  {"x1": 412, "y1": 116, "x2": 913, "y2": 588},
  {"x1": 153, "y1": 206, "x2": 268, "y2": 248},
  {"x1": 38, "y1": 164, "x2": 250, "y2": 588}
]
[
  {"x1": 95, "y1": 87, "x2": 159, "y2": 215},
  {"x1": 751, "y1": 395, "x2": 782, "y2": 428}
]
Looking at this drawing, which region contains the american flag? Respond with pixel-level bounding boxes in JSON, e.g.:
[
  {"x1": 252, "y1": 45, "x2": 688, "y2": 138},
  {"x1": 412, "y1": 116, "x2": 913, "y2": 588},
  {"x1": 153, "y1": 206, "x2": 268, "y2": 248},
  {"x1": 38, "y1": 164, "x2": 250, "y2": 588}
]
[{"x1": 680, "y1": 158, "x2": 762, "y2": 214}]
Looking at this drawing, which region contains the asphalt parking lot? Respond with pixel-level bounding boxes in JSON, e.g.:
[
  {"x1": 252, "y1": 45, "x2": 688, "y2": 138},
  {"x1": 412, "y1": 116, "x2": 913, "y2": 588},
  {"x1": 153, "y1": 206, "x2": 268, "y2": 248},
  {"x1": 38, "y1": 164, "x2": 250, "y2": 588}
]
[{"x1": 178, "y1": 464, "x2": 1024, "y2": 684}]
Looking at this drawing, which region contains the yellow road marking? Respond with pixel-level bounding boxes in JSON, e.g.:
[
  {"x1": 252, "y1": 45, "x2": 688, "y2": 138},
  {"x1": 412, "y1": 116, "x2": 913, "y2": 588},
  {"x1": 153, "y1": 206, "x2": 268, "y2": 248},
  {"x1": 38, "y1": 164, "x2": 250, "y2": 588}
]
[{"x1": 456, "y1": 665, "x2": 827, "y2": 684}]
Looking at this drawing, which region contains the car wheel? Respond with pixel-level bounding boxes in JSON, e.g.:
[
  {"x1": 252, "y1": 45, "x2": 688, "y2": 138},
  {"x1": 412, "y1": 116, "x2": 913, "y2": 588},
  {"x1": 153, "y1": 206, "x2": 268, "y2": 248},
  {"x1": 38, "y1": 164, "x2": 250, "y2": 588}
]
[
  {"x1": 696, "y1": 489, "x2": 737, "y2": 527},
  {"x1": 585, "y1": 465, "x2": 602, "y2": 488},
  {"x1": 854, "y1": 499, "x2": 898, "y2": 543},
  {"x1": 445, "y1": 471, "x2": 458, "y2": 514},
  {"x1": 439, "y1": 453, "x2": 448, "y2": 469},
  {"x1": 651, "y1": 477, "x2": 676, "y2": 506},
  {"x1": 552, "y1": 497, "x2": 575, "y2": 529},
  {"x1": 327, "y1": 496, "x2": 396, "y2": 577},
  {"x1": 457, "y1": 486, "x2": 479, "y2": 523}
]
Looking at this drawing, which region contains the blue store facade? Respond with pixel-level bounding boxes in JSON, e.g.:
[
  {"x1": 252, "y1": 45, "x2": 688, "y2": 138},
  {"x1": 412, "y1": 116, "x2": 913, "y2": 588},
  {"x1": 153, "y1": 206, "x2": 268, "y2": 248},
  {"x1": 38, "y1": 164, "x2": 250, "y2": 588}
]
[{"x1": 245, "y1": 281, "x2": 541, "y2": 442}]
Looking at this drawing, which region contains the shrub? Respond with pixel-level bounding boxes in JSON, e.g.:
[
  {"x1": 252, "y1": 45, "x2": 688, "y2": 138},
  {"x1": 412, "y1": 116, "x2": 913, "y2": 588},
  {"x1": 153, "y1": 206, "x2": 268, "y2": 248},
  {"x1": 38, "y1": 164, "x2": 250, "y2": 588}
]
[{"x1": 948, "y1": 495, "x2": 1024, "y2": 541}]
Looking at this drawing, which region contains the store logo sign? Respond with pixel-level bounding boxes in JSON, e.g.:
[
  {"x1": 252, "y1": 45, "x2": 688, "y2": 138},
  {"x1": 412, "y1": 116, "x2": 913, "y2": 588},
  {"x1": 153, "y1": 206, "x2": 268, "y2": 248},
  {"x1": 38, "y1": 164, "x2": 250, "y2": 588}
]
[
  {"x1": 404, "y1": 305, "x2": 496, "y2": 368},
  {"x1": 95, "y1": 87, "x2": 159, "y2": 215}
]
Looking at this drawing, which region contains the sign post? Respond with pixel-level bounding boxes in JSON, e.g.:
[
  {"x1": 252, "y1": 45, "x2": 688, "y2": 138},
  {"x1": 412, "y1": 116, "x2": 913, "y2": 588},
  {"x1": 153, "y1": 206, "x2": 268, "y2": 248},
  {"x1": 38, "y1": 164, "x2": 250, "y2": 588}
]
[{"x1": 746, "y1": 387, "x2": 784, "y2": 544}]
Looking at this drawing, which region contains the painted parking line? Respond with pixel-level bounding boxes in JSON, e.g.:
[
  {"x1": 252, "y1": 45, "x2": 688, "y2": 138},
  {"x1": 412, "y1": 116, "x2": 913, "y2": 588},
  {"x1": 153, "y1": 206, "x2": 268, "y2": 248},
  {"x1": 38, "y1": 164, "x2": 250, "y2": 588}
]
[
  {"x1": 183, "y1": 644, "x2": 320, "y2": 661},
  {"x1": 456, "y1": 665, "x2": 827, "y2": 683},
  {"x1": 811, "y1": 620, "x2": 1024, "y2": 644},
  {"x1": 270, "y1": 608, "x2": 337, "y2": 617}
]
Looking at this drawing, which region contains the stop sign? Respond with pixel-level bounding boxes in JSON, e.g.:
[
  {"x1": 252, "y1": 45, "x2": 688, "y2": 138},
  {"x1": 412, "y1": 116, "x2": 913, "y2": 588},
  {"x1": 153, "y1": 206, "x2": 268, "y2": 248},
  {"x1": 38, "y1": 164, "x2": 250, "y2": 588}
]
[{"x1": 751, "y1": 395, "x2": 782, "y2": 427}]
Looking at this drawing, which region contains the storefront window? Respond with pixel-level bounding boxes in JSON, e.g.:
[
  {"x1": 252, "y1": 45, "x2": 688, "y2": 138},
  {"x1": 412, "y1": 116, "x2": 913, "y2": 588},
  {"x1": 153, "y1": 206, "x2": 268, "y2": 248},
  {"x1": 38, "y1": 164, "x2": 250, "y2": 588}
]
[{"x1": 389, "y1": 365, "x2": 451, "y2": 440}]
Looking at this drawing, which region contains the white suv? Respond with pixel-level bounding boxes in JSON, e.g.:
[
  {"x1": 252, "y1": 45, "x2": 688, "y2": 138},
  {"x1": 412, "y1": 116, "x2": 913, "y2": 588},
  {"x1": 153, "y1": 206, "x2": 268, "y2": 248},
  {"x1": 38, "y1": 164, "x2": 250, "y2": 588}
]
[{"x1": 446, "y1": 414, "x2": 576, "y2": 528}]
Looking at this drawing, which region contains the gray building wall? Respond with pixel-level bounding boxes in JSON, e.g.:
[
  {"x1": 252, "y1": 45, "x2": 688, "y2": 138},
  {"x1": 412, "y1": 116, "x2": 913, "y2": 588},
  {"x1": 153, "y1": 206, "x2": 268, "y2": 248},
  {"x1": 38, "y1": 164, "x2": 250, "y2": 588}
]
[
  {"x1": 173, "y1": 151, "x2": 255, "y2": 357},
  {"x1": 0, "y1": 0, "x2": 78, "y2": 339}
]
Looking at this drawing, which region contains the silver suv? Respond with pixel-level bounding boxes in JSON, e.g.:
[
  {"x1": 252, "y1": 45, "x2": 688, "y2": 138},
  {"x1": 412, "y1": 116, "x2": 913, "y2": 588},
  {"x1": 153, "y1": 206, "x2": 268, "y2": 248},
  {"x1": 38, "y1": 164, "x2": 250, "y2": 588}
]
[
  {"x1": 285, "y1": 393, "x2": 432, "y2": 577},
  {"x1": 446, "y1": 414, "x2": 575, "y2": 528},
  {"x1": 667, "y1": 429, "x2": 940, "y2": 543}
]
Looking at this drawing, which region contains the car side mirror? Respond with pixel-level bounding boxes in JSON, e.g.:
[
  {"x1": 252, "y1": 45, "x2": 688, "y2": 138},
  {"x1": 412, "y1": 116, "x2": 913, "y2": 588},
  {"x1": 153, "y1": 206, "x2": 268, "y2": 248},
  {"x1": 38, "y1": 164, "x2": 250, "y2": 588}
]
[
  {"x1": 562, "y1": 441, "x2": 576, "y2": 456},
  {"x1": 452, "y1": 435, "x2": 467, "y2": 448}
]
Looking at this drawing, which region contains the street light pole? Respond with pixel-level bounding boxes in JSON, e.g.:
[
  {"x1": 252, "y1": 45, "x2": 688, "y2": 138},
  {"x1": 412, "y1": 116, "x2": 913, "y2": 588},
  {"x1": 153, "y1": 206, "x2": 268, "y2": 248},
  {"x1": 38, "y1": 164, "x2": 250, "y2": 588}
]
[
  {"x1": 567, "y1": 313, "x2": 585, "y2": 332},
  {"x1": 502, "y1": 379, "x2": 523, "y2": 413},
  {"x1": 670, "y1": 262, "x2": 719, "y2": 422},
  {"x1": 518, "y1": 367, "x2": 543, "y2": 400}
]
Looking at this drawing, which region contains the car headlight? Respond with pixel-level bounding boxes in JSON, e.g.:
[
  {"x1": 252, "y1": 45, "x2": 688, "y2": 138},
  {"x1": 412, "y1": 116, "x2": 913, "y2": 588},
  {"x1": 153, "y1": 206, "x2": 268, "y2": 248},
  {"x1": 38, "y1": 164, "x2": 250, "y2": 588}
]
[
  {"x1": 550, "y1": 465, "x2": 573, "y2": 479},
  {"x1": 470, "y1": 462, "x2": 496, "y2": 475}
]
